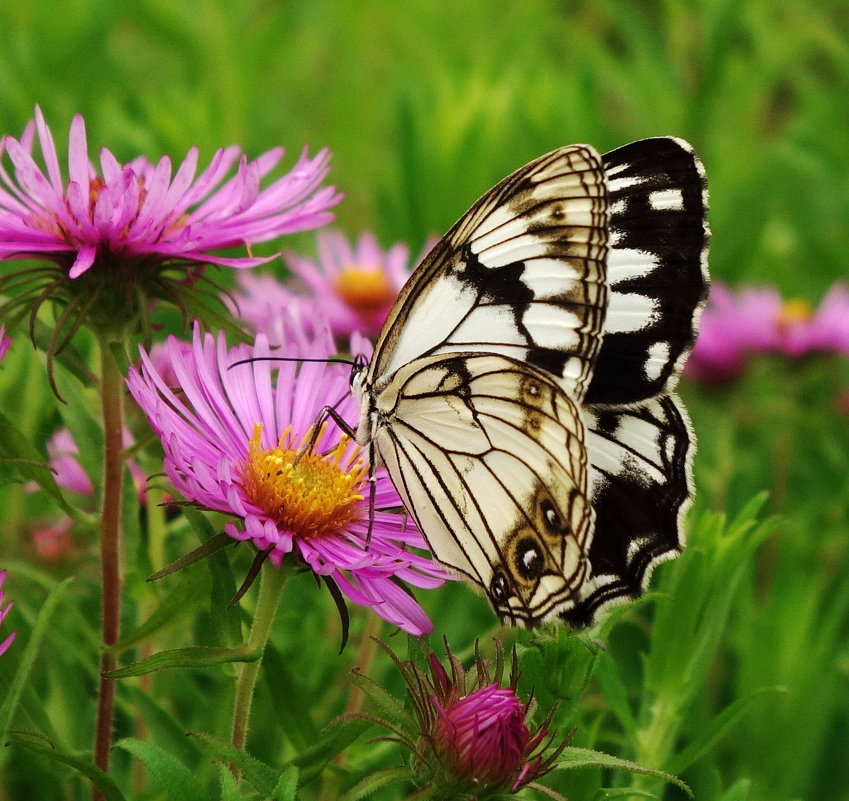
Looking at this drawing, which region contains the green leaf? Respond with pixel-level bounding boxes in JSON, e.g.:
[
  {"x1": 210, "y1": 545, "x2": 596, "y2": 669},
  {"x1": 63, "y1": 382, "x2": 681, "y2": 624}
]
[
  {"x1": 285, "y1": 717, "x2": 374, "y2": 785},
  {"x1": 121, "y1": 686, "x2": 203, "y2": 768},
  {"x1": 147, "y1": 531, "x2": 234, "y2": 581},
  {"x1": 665, "y1": 686, "x2": 783, "y2": 775},
  {"x1": 115, "y1": 565, "x2": 212, "y2": 651},
  {"x1": 714, "y1": 778, "x2": 752, "y2": 801},
  {"x1": 105, "y1": 645, "x2": 261, "y2": 678},
  {"x1": 218, "y1": 764, "x2": 241, "y2": 801},
  {"x1": 272, "y1": 766, "x2": 299, "y2": 801},
  {"x1": 554, "y1": 747, "x2": 692, "y2": 797},
  {"x1": 0, "y1": 578, "x2": 73, "y2": 743},
  {"x1": 592, "y1": 790, "x2": 659, "y2": 800},
  {"x1": 7, "y1": 735, "x2": 126, "y2": 801},
  {"x1": 339, "y1": 766, "x2": 409, "y2": 801},
  {"x1": 0, "y1": 411, "x2": 88, "y2": 522},
  {"x1": 189, "y1": 730, "x2": 281, "y2": 797},
  {"x1": 115, "y1": 738, "x2": 207, "y2": 801}
]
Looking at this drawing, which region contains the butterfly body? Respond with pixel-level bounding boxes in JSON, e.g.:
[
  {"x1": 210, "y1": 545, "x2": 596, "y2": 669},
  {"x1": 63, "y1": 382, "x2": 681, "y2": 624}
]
[{"x1": 353, "y1": 138, "x2": 708, "y2": 628}]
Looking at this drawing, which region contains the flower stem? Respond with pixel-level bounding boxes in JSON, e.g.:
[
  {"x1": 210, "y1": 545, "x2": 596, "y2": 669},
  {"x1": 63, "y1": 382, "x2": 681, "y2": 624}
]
[
  {"x1": 230, "y1": 565, "x2": 289, "y2": 761},
  {"x1": 92, "y1": 339, "x2": 126, "y2": 798}
]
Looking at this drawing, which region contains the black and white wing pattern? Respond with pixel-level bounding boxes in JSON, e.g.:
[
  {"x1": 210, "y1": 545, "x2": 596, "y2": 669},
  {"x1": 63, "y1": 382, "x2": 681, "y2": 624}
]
[
  {"x1": 368, "y1": 145, "x2": 609, "y2": 402},
  {"x1": 586, "y1": 137, "x2": 709, "y2": 406},
  {"x1": 367, "y1": 353, "x2": 595, "y2": 627},
  {"x1": 353, "y1": 137, "x2": 709, "y2": 629}
]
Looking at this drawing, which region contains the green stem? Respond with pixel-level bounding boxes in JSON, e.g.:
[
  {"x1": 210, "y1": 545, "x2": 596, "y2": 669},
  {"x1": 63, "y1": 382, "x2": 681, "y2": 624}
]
[
  {"x1": 92, "y1": 339, "x2": 126, "y2": 798},
  {"x1": 230, "y1": 565, "x2": 289, "y2": 759}
]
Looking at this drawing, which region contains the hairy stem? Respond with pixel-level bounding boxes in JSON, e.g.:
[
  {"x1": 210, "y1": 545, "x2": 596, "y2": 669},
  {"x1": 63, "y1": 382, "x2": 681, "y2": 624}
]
[
  {"x1": 92, "y1": 339, "x2": 126, "y2": 799},
  {"x1": 230, "y1": 565, "x2": 289, "y2": 762}
]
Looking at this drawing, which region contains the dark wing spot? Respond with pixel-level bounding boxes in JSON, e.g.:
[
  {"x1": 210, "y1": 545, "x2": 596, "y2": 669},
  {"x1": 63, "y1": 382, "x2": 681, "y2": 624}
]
[{"x1": 515, "y1": 536, "x2": 544, "y2": 580}]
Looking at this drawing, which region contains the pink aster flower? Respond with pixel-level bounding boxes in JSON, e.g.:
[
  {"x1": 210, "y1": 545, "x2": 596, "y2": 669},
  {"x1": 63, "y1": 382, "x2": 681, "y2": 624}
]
[
  {"x1": 30, "y1": 519, "x2": 74, "y2": 563},
  {"x1": 126, "y1": 322, "x2": 449, "y2": 635},
  {"x1": 230, "y1": 230, "x2": 421, "y2": 342},
  {"x1": 0, "y1": 569, "x2": 15, "y2": 657},
  {"x1": 0, "y1": 106, "x2": 340, "y2": 279}
]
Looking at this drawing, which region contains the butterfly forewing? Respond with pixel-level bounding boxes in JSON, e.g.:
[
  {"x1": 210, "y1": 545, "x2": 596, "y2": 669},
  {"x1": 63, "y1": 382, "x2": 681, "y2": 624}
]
[
  {"x1": 586, "y1": 137, "x2": 709, "y2": 406},
  {"x1": 368, "y1": 352, "x2": 594, "y2": 627},
  {"x1": 368, "y1": 145, "x2": 609, "y2": 402}
]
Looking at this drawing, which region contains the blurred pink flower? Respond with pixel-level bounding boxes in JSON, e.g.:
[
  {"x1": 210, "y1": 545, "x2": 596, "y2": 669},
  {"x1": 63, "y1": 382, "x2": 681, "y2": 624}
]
[
  {"x1": 44, "y1": 427, "x2": 146, "y2": 500},
  {"x1": 31, "y1": 519, "x2": 74, "y2": 563},
  {"x1": 0, "y1": 569, "x2": 15, "y2": 657},
  {"x1": 230, "y1": 230, "x2": 420, "y2": 342},
  {"x1": 0, "y1": 106, "x2": 341, "y2": 279},
  {"x1": 127, "y1": 322, "x2": 450, "y2": 635},
  {"x1": 688, "y1": 282, "x2": 849, "y2": 383}
]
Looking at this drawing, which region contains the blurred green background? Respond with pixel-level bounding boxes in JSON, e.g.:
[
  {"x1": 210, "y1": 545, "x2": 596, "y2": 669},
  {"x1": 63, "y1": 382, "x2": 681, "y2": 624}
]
[{"x1": 1, "y1": 1, "x2": 849, "y2": 800}]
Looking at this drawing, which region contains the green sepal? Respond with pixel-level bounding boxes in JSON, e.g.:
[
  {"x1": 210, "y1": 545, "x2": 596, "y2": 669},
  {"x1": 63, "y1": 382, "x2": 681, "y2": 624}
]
[
  {"x1": 115, "y1": 737, "x2": 207, "y2": 801},
  {"x1": 104, "y1": 645, "x2": 261, "y2": 678}
]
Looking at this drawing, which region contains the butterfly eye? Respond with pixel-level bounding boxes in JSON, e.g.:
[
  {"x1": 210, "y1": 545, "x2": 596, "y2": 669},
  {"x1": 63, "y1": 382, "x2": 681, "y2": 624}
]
[
  {"x1": 490, "y1": 571, "x2": 511, "y2": 603},
  {"x1": 514, "y1": 536, "x2": 544, "y2": 580}
]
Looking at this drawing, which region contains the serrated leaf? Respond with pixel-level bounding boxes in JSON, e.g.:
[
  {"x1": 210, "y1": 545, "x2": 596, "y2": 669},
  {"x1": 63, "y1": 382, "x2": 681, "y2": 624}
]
[
  {"x1": 190, "y1": 730, "x2": 281, "y2": 797},
  {"x1": 555, "y1": 747, "x2": 692, "y2": 797},
  {"x1": 218, "y1": 763, "x2": 241, "y2": 801},
  {"x1": 115, "y1": 566, "x2": 212, "y2": 651},
  {"x1": 0, "y1": 578, "x2": 73, "y2": 743},
  {"x1": 105, "y1": 645, "x2": 260, "y2": 678},
  {"x1": 272, "y1": 766, "x2": 299, "y2": 801},
  {"x1": 115, "y1": 738, "x2": 207, "y2": 801},
  {"x1": 7, "y1": 735, "x2": 126, "y2": 801}
]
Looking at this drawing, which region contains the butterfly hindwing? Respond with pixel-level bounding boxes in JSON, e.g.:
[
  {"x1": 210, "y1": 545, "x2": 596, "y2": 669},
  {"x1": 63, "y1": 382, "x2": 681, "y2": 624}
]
[
  {"x1": 585, "y1": 137, "x2": 709, "y2": 406},
  {"x1": 368, "y1": 352, "x2": 595, "y2": 627},
  {"x1": 558, "y1": 394, "x2": 694, "y2": 627},
  {"x1": 370, "y1": 145, "x2": 609, "y2": 402}
]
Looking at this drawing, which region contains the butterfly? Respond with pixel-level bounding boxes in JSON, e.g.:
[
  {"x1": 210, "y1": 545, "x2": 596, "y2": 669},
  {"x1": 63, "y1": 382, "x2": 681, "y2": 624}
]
[{"x1": 351, "y1": 138, "x2": 709, "y2": 628}]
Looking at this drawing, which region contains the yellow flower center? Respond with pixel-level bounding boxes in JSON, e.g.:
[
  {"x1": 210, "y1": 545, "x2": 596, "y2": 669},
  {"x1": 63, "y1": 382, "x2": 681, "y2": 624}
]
[
  {"x1": 334, "y1": 267, "x2": 397, "y2": 318},
  {"x1": 778, "y1": 298, "x2": 813, "y2": 331},
  {"x1": 241, "y1": 423, "x2": 367, "y2": 540}
]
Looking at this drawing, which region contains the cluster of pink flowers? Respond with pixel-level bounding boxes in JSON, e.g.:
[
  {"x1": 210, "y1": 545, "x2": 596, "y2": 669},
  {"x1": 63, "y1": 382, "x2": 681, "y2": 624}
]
[{"x1": 688, "y1": 282, "x2": 849, "y2": 383}]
